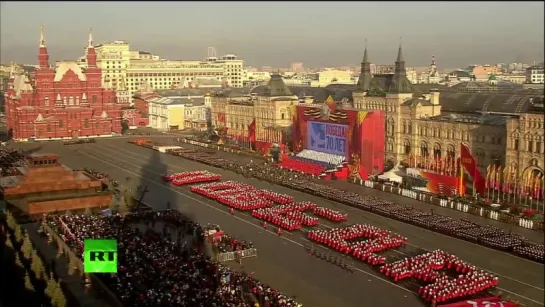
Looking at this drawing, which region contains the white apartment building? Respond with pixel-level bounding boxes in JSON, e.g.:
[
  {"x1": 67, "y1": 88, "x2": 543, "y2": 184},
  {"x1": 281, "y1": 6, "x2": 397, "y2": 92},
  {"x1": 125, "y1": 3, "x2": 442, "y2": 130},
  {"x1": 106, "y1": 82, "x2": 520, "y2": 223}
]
[
  {"x1": 310, "y1": 69, "x2": 354, "y2": 87},
  {"x1": 526, "y1": 63, "x2": 544, "y2": 84},
  {"x1": 78, "y1": 39, "x2": 245, "y2": 103}
]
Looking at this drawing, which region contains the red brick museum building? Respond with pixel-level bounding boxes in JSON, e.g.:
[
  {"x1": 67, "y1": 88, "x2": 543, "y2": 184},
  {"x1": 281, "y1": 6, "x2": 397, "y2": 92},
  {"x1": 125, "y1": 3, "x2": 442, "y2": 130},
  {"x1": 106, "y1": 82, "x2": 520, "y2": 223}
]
[{"x1": 4, "y1": 27, "x2": 128, "y2": 141}]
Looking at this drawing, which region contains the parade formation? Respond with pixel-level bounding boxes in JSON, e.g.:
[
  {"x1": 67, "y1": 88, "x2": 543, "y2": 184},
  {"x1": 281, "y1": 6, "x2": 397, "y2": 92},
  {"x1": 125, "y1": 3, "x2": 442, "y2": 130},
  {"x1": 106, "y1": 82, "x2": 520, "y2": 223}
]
[
  {"x1": 147, "y1": 143, "x2": 545, "y2": 264},
  {"x1": 175, "y1": 171, "x2": 501, "y2": 304}
]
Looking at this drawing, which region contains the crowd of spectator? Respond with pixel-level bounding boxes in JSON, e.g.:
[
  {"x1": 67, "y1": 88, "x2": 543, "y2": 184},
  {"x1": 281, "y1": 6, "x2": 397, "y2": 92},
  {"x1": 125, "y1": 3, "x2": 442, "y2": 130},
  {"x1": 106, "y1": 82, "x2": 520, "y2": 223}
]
[
  {"x1": 0, "y1": 148, "x2": 27, "y2": 176},
  {"x1": 45, "y1": 210, "x2": 301, "y2": 307}
]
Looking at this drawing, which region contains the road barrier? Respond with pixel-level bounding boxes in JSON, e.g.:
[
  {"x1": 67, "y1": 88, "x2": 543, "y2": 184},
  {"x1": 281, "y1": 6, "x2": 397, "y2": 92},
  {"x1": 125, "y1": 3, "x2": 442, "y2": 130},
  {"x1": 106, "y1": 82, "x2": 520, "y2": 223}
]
[{"x1": 216, "y1": 248, "x2": 258, "y2": 262}]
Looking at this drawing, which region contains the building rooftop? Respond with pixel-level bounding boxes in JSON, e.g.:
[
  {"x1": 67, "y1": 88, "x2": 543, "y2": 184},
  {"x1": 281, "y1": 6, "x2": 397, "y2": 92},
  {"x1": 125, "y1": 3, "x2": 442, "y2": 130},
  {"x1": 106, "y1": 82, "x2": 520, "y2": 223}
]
[
  {"x1": 420, "y1": 113, "x2": 512, "y2": 126},
  {"x1": 148, "y1": 96, "x2": 206, "y2": 106},
  {"x1": 527, "y1": 63, "x2": 544, "y2": 70},
  {"x1": 439, "y1": 91, "x2": 543, "y2": 114}
]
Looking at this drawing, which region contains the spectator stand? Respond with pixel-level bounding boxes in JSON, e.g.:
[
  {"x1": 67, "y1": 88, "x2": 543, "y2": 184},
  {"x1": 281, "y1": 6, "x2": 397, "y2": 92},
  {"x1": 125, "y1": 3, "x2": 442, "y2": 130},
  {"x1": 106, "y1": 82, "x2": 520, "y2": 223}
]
[
  {"x1": 41, "y1": 221, "x2": 123, "y2": 307},
  {"x1": 43, "y1": 206, "x2": 295, "y2": 307}
]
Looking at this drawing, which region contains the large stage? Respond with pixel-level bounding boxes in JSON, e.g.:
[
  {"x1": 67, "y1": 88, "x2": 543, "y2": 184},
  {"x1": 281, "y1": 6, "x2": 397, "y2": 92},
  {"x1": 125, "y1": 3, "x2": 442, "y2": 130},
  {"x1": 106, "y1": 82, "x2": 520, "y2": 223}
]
[{"x1": 291, "y1": 104, "x2": 385, "y2": 180}]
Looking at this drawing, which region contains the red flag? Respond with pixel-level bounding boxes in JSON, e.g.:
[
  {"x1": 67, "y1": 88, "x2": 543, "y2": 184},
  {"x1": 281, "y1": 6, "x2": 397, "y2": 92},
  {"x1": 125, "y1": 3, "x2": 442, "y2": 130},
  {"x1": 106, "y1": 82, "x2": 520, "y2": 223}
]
[
  {"x1": 248, "y1": 119, "x2": 256, "y2": 144},
  {"x1": 495, "y1": 166, "x2": 502, "y2": 190},
  {"x1": 460, "y1": 143, "x2": 485, "y2": 195}
]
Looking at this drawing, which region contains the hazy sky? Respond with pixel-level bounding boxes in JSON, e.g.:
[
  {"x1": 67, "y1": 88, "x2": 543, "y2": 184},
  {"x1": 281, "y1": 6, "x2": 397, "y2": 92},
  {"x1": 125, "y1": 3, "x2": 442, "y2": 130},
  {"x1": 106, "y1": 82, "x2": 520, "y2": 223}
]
[{"x1": 1, "y1": 2, "x2": 543, "y2": 68}]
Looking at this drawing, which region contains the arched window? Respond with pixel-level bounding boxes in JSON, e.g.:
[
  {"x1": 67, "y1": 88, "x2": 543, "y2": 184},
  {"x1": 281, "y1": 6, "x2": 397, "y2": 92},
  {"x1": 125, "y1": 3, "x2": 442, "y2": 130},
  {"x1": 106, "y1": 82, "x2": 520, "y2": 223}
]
[
  {"x1": 387, "y1": 117, "x2": 395, "y2": 136},
  {"x1": 407, "y1": 121, "x2": 412, "y2": 134},
  {"x1": 404, "y1": 139, "x2": 411, "y2": 154},
  {"x1": 446, "y1": 144, "x2": 455, "y2": 159},
  {"x1": 511, "y1": 132, "x2": 520, "y2": 150},
  {"x1": 69, "y1": 96, "x2": 74, "y2": 105},
  {"x1": 387, "y1": 141, "x2": 394, "y2": 152},
  {"x1": 420, "y1": 142, "x2": 429, "y2": 157},
  {"x1": 63, "y1": 97, "x2": 67, "y2": 105},
  {"x1": 76, "y1": 96, "x2": 80, "y2": 104},
  {"x1": 490, "y1": 151, "x2": 501, "y2": 166},
  {"x1": 92, "y1": 95, "x2": 97, "y2": 104},
  {"x1": 475, "y1": 148, "x2": 485, "y2": 167},
  {"x1": 281, "y1": 113, "x2": 285, "y2": 120},
  {"x1": 84, "y1": 119, "x2": 89, "y2": 128},
  {"x1": 44, "y1": 97, "x2": 50, "y2": 106},
  {"x1": 433, "y1": 143, "x2": 442, "y2": 158}
]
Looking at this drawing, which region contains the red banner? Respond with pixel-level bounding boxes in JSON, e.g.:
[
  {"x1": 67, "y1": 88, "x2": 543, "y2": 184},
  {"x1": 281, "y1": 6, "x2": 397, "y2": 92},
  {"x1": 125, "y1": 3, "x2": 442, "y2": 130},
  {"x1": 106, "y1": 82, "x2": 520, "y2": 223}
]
[
  {"x1": 438, "y1": 296, "x2": 516, "y2": 307},
  {"x1": 248, "y1": 119, "x2": 256, "y2": 143},
  {"x1": 460, "y1": 143, "x2": 485, "y2": 195}
]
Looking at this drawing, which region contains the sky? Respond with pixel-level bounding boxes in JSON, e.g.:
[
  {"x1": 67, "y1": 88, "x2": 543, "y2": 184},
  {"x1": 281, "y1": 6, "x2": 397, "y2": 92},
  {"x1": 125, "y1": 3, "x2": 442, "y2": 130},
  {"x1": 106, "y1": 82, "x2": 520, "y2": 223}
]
[{"x1": 1, "y1": 1, "x2": 543, "y2": 69}]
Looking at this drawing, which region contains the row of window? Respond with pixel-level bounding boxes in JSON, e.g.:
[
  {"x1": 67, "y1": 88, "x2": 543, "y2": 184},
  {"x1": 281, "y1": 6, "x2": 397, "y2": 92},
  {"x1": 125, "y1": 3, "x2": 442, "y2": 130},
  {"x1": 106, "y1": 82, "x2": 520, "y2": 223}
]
[
  {"x1": 414, "y1": 126, "x2": 503, "y2": 144},
  {"x1": 44, "y1": 95, "x2": 99, "y2": 106},
  {"x1": 511, "y1": 139, "x2": 544, "y2": 153},
  {"x1": 126, "y1": 72, "x2": 223, "y2": 77},
  {"x1": 40, "y1": 83, "x2": 101, "y2": 89}
]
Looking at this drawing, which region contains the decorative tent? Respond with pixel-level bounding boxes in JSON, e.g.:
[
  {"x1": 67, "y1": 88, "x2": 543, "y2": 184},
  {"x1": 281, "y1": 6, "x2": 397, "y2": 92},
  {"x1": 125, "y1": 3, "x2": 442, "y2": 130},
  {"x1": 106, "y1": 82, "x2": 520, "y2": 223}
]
[{"x1": 378, "y1": 165, "x2": 403, "y2": 183}]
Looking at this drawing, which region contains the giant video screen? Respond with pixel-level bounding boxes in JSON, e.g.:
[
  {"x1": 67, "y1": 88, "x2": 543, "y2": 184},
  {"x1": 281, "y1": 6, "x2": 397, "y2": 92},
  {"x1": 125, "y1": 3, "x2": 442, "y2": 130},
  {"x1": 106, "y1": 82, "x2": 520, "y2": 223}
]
[{"x1": 307, "y1": 121, "x2": 348, "y2": 157}]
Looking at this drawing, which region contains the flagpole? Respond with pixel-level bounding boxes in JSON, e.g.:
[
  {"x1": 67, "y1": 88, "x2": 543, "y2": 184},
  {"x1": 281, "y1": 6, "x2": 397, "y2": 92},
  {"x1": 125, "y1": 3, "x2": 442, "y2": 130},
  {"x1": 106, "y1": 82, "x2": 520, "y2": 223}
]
[
  {"x1": 486, "y1": 164, "x2": 491, "y2": 201},
  {"x1": 459, "y1": 157, "x2": 464, "y2": 197},
  {"x1": 473, "y1": 158, "x2": 478, "y2": 198},
  {"x1": 491, "y1": 165, "x2": 496, "y2": 201}
]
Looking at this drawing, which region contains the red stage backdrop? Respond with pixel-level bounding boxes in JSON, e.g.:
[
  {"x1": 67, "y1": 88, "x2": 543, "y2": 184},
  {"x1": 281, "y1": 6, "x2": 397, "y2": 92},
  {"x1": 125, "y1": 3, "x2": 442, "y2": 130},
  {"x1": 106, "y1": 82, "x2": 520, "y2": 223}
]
[
  {"x1": 407, "y1": 168, "x2": 460, "y2": 197},
  {"x1": 291, "y1": 104, "x2": 385, "y2": 180}
]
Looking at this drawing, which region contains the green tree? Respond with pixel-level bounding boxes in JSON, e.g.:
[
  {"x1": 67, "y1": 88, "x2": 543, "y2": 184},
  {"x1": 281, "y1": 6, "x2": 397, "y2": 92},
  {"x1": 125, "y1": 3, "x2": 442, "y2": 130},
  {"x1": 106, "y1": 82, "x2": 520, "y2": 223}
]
[
  {"x1": 31, "y1": 250, "x2": 45, "y2": 279},
  {"x1": 52, "y1": 283, "x2": 67, "y2": 307},
  {"x1": 14, "y1": 224, "x2": 23, "y2": 242},
  {"x1": 6, "y1": 211, "x2": 16, "y2": 230},
  {"x1": 15, "y1": 253, "x2": 23, "y2": 267},
  {"x1": 45, "y1": 275, "x2": 56, "y2": 298},
  {"x1": 21, "y1": 234, "x2": 33, "y2": 259},
  {"x1": 4, "y1": 235, "x2": 13, "y2": 249},
  {"x1": 24, "y1": 272, "x2": 34, "y2": 291}
]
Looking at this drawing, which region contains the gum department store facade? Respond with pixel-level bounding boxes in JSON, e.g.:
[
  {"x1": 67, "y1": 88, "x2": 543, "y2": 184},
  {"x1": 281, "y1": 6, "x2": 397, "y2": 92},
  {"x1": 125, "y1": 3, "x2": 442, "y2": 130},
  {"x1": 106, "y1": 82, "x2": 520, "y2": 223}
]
[{"x1": 210, "y1": 46, "x2": 544, "y2": 181}]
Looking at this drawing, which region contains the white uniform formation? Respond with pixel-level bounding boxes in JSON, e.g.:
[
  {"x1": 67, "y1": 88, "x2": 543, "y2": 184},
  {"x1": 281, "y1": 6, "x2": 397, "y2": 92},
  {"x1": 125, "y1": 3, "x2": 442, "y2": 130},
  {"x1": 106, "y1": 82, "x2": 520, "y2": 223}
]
[
  {"x1": 162, "y1": 171, "x2": 221, "y2": 186},
  {"x1": 280, "y1": 180, "x2": 544, "y2": 263},
  {"x1": 295, "y1": 149, "x2": 345, "y2": 168}
]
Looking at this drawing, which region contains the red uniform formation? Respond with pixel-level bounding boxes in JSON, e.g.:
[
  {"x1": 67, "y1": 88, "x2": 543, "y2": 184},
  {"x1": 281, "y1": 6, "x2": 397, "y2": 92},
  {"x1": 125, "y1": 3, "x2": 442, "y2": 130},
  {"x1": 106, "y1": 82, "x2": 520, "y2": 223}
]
[
  {"x1": 380, "y1": 250, "x2": 499, "y2": 304},
  {"x1": 189, "y1": 176, "x2": 505, "y2": 304},
  {"x1": 312, "y1": 207, "x2": 348, "y2": 222},
  {"x1": 162, "y1": 171, "x2": 221, "y2": 186},
  {"x1": 308, "y1": 225, "x2": 407, "y2": 265},
  {"x1": 252, "y1": 202, "x2": 321, "y2": 230},
  {"x1": 192, "y1": 181, "x2": 348, "y2": 230}
]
